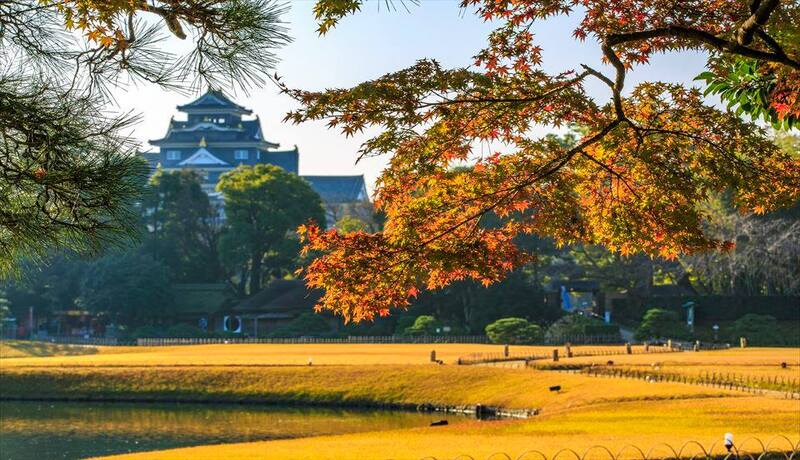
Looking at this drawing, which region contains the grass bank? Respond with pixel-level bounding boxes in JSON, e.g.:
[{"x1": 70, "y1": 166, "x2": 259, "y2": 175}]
[
  {"x1": 97, "y1": 396, "x2": 799, "y2": 460},
  {"x1": 0, "y1": 364, "x2": 739, "y2": 413}
]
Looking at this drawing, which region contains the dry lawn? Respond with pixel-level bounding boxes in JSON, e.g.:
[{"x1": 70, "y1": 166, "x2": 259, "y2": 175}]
[
  {"x1": 0, "y1": 343, "x2": 641, "y2": 367},
  {"x1": 96, "y1": 397, "x2": 799, "y2": 460},
  {"x1": 3, "y1": 343, "x2": 798, "y2": 460},
  {"x1": 533, "y1": 347, "x2": 800, "y2": 388}
]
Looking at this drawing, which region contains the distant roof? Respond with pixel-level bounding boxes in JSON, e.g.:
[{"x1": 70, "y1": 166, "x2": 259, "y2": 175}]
[
  {"x1": 303, "y1": 175, "x2": 368, "y2": 203},
  {"x1": 171, "y1": 283, "x2": 236, "y2": 314},
  {"x1": 177, "y1": 89, "x2": 252, "y2": 115},
  {"x1": 233, "y1": 279, "x2": 321, "y2": 313}
]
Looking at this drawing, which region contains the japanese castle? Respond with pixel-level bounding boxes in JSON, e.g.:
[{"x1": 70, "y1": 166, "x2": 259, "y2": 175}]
[{"x1": 141, "y1": 90, "x2": 369, "y2": 208}]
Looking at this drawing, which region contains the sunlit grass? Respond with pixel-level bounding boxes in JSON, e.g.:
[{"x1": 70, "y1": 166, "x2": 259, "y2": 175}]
[
  {"x1": 532, "y1": 347, "x2": 800, "y2": 391},
  {"x1": 95, "y1": 397, "x2": 799, "y2": 460},
  {"x1": 0, "y1": 343, "x2": 654, "y2": 367},
  {"x1": 3, "y1": 344, "x2": 797, "y2": 460}
]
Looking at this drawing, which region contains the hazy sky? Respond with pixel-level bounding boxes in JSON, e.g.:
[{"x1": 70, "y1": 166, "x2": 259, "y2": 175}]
[{"x1": 112, "y1": 0, "x2": 708, "y2": 192}]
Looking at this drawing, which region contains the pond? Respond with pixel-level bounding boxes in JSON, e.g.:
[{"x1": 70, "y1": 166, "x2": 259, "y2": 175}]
[{"x1": 0, "y1": 401, "x2": 469, "y2": 460}]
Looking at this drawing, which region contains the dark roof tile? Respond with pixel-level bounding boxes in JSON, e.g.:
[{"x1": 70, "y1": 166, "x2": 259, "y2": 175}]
[{"x1": 303, "y1": 175, "x2": 368, "y2": 203}]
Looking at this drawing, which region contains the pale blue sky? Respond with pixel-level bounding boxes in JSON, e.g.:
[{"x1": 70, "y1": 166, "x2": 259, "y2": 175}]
[{"x1": 113, "y1": 0, "x2": 708, "y2": 191}]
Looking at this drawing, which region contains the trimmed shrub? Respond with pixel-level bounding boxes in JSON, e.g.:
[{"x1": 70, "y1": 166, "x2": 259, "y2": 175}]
[
  {"x1": 485, "y1": 317, "x2": 542, "y2": 344},
  {"x1": 166, "y1": 323, "x2": 208, "y2": 338},
  {"x1": 131, "y1": 325, "x2": 167, "y2": 338},
  {"x1": 393, "y1": 315, "x2": 419, "y2": 335},
  {"x1": 268, "y1": 312, "x2": 333, "y2": 338},
  {"x1": 728, "y1": 314, "x2": 798, "y2": 346},
  {"x1": 404, "y1": 315, "x2": 439, "y2": 336},
  {"x1": 545, "y1": 313, "x2": 621, "y2": 342},
  {"x1": 634, "y1": 308, "x2": 689, "y2": 340}
]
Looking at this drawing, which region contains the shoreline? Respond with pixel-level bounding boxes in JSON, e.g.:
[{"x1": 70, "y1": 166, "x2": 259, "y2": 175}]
[{"x1": 0, "y1": 395, "x2": 538, "y2": 419}]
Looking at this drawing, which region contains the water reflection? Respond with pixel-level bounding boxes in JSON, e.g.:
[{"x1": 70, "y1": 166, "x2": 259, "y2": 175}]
[{"x1": 0, "y1": 401, "x2": 464, "y2": 459}]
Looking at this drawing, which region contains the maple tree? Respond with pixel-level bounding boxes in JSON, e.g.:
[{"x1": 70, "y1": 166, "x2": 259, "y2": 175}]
[{"x1": 287, "y1": 0, "x2": 800, "y2": 322}]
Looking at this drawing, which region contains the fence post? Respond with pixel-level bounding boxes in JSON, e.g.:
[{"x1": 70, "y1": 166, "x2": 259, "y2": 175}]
[
  {"x1": 430, "y1": 350, "x2": 437, "y2": 363},
  {"x1": 552, "y1": 349, "x2": 559, "y2": 362},
  {"x1": 503, "y1": 344, "x2": 509, "y2": 358},
  {"x1": 565, "y1": 342, "x2": 572, "y2": 358},
  {"x1": 625, "y1": 343, "x2": 632, "y2": 354}
]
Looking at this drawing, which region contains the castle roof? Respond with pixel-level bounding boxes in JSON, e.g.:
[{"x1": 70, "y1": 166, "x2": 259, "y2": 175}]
[
  {"x1": 150, "y1": 119, "x2": 279, "y2": 148},
  {"x1": 177, "y1": 89, "x2": 252, "y2": 115}
]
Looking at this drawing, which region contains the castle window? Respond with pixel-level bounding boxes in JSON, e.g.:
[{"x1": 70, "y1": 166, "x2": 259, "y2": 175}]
[
  {"x1": 234, "y1": 149, "x2": 249, "y2": 160},
  {"x1": 166, "y1": 150, "x2": 181, "y2": 160}
]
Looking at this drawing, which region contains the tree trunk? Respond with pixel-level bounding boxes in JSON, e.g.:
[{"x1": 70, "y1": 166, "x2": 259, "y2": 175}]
[{"x1": 249, "y1": 253, "x2": 262, "y2": 294}]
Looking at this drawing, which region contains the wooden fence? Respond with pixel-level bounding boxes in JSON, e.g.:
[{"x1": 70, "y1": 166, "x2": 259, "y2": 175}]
[
  {"x1": 7, "y1": 337, "x2": 123, "y2": 346},
  {"x1": 135, "y1": 335, "x2": 491, "y2": 346},
  {"x1": 582, "y1": 366, "x2": 800, "y2": 399},
  {"x1": 457, "y1": 342, "x2": 694, "y2": 366},
  {"x1": 543, "y1": 334, "x2": 623, "y2": 345}
]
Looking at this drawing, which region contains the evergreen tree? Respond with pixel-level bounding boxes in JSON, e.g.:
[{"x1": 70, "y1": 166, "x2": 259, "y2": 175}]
[
  {"x1": 217, "y1": 165, "x2": 326, "y2": 294},
  {"x1": 1, "y1": 0, "x2": 290, "y2": 274},
  {"x1": 142, "y1": 169, "x2": 223, "y2": 283}
]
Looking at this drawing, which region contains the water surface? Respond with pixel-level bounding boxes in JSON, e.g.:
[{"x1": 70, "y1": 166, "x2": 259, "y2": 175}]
[{"x1": 0, "y1": 401, "x2": 465, "y2": 459}]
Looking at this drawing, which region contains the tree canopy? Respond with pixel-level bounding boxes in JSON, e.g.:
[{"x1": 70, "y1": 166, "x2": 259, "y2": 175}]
[
  {"x1": 217, "y1": 164, "x2": 326, "y2": 294},
  {"x1": 293, "y1": 0, "x2": 800, "y2": 322},
  {"x1": 142, "y1": 169, "x2": 223, "y2": 283}
]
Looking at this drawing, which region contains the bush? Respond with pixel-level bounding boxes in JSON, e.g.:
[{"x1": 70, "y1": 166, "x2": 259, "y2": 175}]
[
  {"x1": 634, "y1": 308, "x2": 689, "y2": 341},
  {"x1": 393, "y1": 314, "x2": 418, "y2": 335},
  {"x1": 268, "y1": 312, "x2": 333, "y2": 338},
  {"x1": 166, "y1": 323, "x2": 208, "y2": 338},
  {"x1": 404, "y1": 315, "x2": 439, "y2": 336},
  {"x1": 727, "y1": 314, "x2": 798, "y2": 346},
  {"x1": 131, "y1": 325, "x2": 167, "y2": 338},
  {"x1": 485, "y1": 318, "x2": 542, "y2": 344},
  {"x1": 545, "y1": 313, "x2": 620, "y2": 342}
]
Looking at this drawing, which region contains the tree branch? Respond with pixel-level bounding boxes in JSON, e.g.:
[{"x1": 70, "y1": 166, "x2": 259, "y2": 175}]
[
  {"x1": 606, "y1": 25, "x2": 799, "y2": 70},
  {"x1": 737, "y1": 0, "x2": 779, "y2": 46}
]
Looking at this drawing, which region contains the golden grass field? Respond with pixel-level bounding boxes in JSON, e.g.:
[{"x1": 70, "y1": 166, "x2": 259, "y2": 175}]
[
  {"x1": 531, "y1": 347, "x2": 800, "y2": 391},
  {"x1": 98, "y1": 397, "x2": 799, "y2": 460},
  {"x1": 1, "y1": 341, "x2": 634, "y2": 366},
  {"x1": 1, "y1": 342, "x2": 798, "y2": 460}
]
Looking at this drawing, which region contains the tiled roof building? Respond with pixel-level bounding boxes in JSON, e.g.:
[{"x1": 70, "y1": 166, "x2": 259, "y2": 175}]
[{"x1": 141, "y1": 90, "x2": 369, "y2": 207}]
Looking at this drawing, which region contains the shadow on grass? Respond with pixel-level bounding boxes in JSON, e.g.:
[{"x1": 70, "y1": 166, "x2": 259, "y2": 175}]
[{"x1": 1, "y1": 341, "x2": 99, "y2": 358}]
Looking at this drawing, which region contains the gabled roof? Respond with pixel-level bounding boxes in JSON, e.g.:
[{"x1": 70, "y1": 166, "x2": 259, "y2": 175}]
[
  {"x1": 177, "y1": 89, "x2": 252, "y2": 115},
  {"x1": 233, "y1": 279, "x2": 321, "y2": 313},
  {"x1": 303, "y1": 175, "x2": 369, "y2": 203},
  {"x1": 149, "y1": 118, "x2": 279, "y2": 148},
  {"x1": 179, "y1": 148, "x2": 229, "y2": 166},
  {"x1": 171, "y1": 283, "x2": 236, "y2": 314}
]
